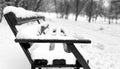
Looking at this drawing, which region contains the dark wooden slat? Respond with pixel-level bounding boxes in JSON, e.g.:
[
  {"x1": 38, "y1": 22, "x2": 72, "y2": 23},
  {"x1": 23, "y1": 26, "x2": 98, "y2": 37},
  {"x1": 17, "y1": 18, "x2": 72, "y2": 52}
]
[
  {"x1": 4, "y1": 12, "x2": 18, "y2": 36},
  {"x1": 67, "y1": 43, "x2": 90, "y2": 69},
  {"x1": 20, "y1": 43, "x2": 34, "y2": 64},
  {"x1": 17, "y1": 17, "x2": 43, "y2": 25},
  {"x1": 15, "y1": 39, "x2": 91, "y2": 43},
  {"x1": 35, "y1": 64, "x2": 77, "y2": 67}
]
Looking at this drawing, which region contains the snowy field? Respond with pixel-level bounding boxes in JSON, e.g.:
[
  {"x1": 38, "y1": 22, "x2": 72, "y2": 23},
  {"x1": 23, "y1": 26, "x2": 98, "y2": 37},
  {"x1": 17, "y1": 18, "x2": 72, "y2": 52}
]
[{"x1": 1, "y1": 6, "x2": 120, "y2": 69}]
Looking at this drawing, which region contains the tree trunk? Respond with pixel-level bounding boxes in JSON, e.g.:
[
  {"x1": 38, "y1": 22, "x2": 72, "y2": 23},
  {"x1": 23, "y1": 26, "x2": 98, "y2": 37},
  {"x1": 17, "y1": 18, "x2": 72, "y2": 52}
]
[
  {"x1": 88, "y1": 0, "x2": 93, "y2": 23},
  {"x1": 0, "y1": 8, "x2": 2, "y2": 22},
  {"x1": 34, "y1": 0, "x2": 42, "y2": 11},
  {"x1": 75, "y1": 0, "x2": 88, "y2": 21},
  {"x1": 54, "y1": 0, "x2": 57, "y2": 14},
  {"x1": 88, "y1": 16, "x2": 92, "y2": 22},
  {"x1": 14, "y1": 0, "x2": 20, "y2": 7},
  {"x1": 75, "y1": 0, "x2": 79, "y2": 21},
  {"x1": 116, "y1": 14, "x2": 118, "y2": 24},
  {"x1": 65, "y1": 2, "x2": 70, "y2": 19},
  {"x1": 0, "y1": 1, "x2": 4, "y2": 23},
  {"x1": 109, "y1": 18, "x2": 111, "y2": 24}
]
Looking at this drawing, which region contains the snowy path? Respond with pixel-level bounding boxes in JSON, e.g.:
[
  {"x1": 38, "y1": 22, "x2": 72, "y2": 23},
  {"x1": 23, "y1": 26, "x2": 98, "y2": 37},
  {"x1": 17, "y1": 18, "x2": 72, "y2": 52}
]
[{"x1": 0, "y1": 17, "x2": 120, "y2": 69}]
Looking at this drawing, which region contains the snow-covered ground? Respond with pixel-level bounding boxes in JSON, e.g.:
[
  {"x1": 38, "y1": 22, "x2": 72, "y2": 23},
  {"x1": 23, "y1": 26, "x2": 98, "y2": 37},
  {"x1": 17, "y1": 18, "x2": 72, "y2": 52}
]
[
  {"x1": 0, "y1": 17, "x2": 30, "y2": 69},
  {"x1": 1, "y1": 6, "x2": 120, "y2": 69}
]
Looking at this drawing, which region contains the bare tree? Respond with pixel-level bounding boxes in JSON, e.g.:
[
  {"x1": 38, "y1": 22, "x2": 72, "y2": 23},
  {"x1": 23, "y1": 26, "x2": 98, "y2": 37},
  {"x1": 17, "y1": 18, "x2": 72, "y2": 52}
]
[
  {"x1": 88, "y1": 0, "x2": 93, "y2": 23},
  {"x1": 0, "y1": 0, "x2": 14, "y2": 22},
  {"x1": 110, "y1": 0, "x2": 120, "y2": 24},
  {"x1": 14, "y1": 0, "x2": 20, "y2": 7},
  {"x1": 34, "y1": 0, "x2": 42, "y2": 11},
  {"x1": 54, "y1": 0, "x2": 58, "y2": 14},
  {"x1": 19, "y1": 0, "x2": 28, "y2": 9},
  {"x1": 75, "y1": 0, "x2": 79, "y2": 21},
  {"x1": 64, "y1": 0, "x2": 70, "y2": 19},
  {"x1": 0, "y1": 2, "x2": 3, "y2": 22},
  {"x1": 85, "y1": 0, "x2": 98, "y2": 23},
  {"x1": 58, "y1": 0, "x2": 71, "y2": 19},
  {"x1": 75, "y1": 0, "x2": 88, "y2": 21}
]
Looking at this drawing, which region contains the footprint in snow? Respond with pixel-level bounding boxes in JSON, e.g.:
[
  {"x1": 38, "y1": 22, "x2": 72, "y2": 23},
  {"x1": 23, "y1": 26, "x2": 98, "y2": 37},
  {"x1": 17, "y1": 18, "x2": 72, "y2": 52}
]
[{"x1": 92, "y1": 42, "x2": 105, "y2": 51}]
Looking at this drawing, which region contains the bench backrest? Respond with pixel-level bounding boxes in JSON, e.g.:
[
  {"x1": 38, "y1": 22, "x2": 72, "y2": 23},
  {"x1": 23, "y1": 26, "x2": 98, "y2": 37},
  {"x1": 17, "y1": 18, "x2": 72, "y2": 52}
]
[
  {"x1": 4, "y1": 12, "x2": 33, "y2": 64},
  {"x1": 4, "y1": 12, "x2": 18, "y2": 36}
]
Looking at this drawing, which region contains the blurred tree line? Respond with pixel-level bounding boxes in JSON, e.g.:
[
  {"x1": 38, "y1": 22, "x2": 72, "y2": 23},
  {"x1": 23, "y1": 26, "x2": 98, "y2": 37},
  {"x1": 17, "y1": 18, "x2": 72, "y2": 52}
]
[
  {"x1": 108, "y1": 0, "x2": 120, "y2": 24},
  {"x1": 0, "y1": 0, "x2": 120, "y2": 24}
]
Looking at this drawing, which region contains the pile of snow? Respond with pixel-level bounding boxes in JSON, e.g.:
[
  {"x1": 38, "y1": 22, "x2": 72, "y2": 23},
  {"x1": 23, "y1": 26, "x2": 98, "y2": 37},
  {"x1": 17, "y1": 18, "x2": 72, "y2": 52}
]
[
  {"x1": 29, "y1": 43, "x2": 76, "y2": 64},
  {"x1": 3, "y1": 6, "x2": 45, "y2": 18},
  {"x1": 16, "y1": 21, "x2": 78, "y2": 40}
]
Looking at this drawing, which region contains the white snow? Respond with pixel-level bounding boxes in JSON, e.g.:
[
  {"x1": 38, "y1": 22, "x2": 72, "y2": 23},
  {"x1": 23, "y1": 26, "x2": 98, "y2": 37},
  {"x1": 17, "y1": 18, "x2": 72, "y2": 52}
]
[
  {"x1": 1, "y1": 6, "x2": 120, "y2": 69},
  {"x1": 16, "y1": 21, "x2": 78, "y2": 40},
  {"x1": 29, "y1": 43, "x2": 76, "y2": 64},
  {"x1": 3, "y1": 6, "x2": 45, "y2": 18},
  {"x1": 0, "y1": 17, "x2": 30, "y2": 69}
]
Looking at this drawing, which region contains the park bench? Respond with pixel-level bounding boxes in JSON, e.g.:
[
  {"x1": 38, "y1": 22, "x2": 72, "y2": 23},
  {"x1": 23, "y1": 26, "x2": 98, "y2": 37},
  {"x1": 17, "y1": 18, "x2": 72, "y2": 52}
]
[{"x1": 4, "y1": 12, "x2": 91, "y2": 69}]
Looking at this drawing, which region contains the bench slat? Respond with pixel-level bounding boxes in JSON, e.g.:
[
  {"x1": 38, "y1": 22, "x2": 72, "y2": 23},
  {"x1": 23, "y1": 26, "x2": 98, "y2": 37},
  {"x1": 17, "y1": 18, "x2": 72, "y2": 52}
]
[
  {"x1": 15, "y1": 39, "x2": 91, "y2": 43},
  {"x1": 35, "y1": 65, "x2": 78, "y2": 67}
]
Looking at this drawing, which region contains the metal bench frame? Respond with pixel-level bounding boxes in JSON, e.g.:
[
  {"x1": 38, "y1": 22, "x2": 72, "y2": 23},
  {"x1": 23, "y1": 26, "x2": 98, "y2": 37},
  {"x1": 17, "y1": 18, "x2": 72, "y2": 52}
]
[{"x1": 4, "y1": 12, "x2": 91, "y2": 69}]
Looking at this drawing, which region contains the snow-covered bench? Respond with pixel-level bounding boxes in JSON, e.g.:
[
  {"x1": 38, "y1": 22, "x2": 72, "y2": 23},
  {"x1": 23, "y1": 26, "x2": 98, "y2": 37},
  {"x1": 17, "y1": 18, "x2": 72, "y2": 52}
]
[{"x1": 4, "y1": 11, "x2": 91, "y2": 69}]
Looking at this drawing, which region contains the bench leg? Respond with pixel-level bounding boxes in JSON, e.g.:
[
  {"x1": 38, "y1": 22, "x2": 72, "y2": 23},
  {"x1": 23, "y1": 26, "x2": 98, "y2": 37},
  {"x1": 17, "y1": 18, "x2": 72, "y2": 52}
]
[
  {"x1": 31, "y1": 64, "x2": 35, "y2": 69},
  {"x1": 66, "y1": 43, "x2": 90, "y2": 69},
  {"x1": 37, "y1": 20, "x2": 40, "y2": 24}
]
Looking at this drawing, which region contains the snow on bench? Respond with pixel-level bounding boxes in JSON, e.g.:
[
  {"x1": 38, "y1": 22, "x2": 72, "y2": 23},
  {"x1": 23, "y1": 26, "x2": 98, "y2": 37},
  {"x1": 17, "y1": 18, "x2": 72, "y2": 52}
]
[
  {"x1": 3, "y1": 6, "x2": 45, "y2": 25},
  {"x1": 15, "y1": 23, "x2": 91, "y2": 64}
]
